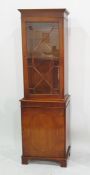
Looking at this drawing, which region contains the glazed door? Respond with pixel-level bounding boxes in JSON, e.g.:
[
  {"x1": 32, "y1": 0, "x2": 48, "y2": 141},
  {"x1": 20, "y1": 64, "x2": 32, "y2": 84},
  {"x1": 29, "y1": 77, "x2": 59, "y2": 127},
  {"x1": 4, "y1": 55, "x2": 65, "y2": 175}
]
[{"x1": 22, "y1": 18, "x2": 63, "y2": 97}]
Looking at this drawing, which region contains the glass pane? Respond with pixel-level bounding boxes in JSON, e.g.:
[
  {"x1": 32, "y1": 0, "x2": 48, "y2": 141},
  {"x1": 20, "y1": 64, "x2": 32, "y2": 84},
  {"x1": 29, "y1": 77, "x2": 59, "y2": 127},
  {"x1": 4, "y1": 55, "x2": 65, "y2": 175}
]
[{"x1": 26, "y1": 22, "x2": 60, "y2": 94}]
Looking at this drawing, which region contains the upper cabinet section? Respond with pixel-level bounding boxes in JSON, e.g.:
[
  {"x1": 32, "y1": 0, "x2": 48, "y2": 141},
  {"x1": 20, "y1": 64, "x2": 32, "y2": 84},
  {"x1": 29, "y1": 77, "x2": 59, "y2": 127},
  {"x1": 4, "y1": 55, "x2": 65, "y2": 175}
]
[{"x1": 19, "y1": 9, "x2": 69, "y2": 98}]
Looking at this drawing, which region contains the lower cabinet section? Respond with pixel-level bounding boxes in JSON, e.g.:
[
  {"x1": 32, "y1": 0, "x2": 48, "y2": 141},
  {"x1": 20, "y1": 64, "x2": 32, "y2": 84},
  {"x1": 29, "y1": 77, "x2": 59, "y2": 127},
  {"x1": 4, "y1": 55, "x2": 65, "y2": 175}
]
[{"x1": 21, "y1": 97, "x2": 70, "y2": 167}]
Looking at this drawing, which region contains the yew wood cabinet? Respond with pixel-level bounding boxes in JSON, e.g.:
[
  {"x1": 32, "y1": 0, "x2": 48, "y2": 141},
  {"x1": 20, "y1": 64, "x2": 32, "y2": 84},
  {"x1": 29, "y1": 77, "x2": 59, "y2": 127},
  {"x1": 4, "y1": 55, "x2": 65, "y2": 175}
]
[{"x1": 19, "y1": 9, "x2": 70, "y2": 167}]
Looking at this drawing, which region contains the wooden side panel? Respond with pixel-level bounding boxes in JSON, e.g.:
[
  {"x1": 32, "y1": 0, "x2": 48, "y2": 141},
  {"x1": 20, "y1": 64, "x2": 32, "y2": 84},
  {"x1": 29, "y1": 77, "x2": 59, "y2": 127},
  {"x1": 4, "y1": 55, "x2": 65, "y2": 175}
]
[
  {"x1": 64, "y1": 18, "x2": 68, "y2": 95},
  {"x1": 59, "y1": 18, "x2": 64, "y2": 98},
  {"x1": 21, "y1": 107, "x2": 65, "y2": 158},
  {"x1": 65, "y1": 101, "x2": 70, "y2": 153},
  {"x1": 21, "y1": 17, "x2": 29, "y2": 97}
]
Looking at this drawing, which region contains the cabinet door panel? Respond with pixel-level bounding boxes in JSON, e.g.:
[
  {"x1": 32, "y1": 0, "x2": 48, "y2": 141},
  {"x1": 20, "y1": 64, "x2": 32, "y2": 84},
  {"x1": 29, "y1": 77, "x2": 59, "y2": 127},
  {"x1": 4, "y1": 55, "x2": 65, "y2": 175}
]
[
  {"x1": 26, "y1": 22, "x2": 60, "y2": 95},
  {"x1": 22, "y1": 107, "x2": 65, "y2": 157}
]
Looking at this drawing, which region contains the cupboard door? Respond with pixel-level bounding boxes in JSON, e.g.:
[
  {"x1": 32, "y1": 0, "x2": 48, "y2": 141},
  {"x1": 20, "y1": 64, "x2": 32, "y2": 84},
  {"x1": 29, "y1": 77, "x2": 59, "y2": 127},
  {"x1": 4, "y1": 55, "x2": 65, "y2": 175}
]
[{"x1": 22, "y1": 107, "x2": 65, "y2": 157}]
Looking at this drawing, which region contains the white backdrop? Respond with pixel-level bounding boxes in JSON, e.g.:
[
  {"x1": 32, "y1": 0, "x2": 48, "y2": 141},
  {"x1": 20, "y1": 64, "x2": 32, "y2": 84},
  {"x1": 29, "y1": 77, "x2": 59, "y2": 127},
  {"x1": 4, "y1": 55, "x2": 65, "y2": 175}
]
[{"x1": 0, "y1": 0, "x2": 90, "y2": 173}]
